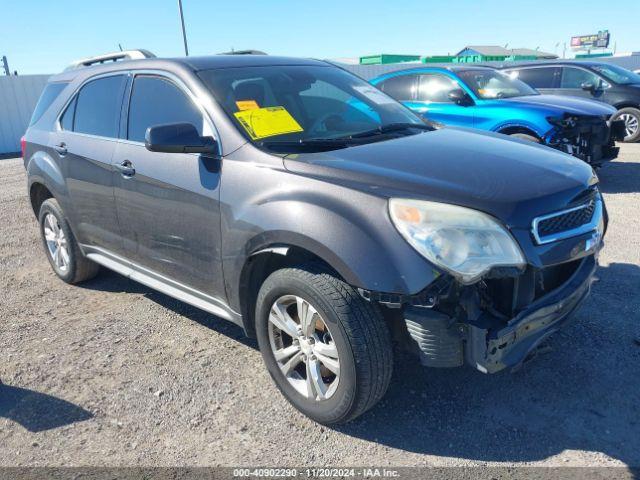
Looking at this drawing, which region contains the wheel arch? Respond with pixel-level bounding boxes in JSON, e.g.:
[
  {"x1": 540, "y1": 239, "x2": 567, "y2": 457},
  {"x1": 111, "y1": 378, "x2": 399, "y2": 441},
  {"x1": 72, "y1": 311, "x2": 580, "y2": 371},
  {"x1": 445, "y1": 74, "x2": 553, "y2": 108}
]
[
  {"x1": 496, "y1": 124, "x2": 543, "y2": 139},
  {"x1": 612, "y1": 102, "x2": 640, "y2": 111},
  {"x1": 237, "y1": 242, "x2": 344, "y2": 338}
]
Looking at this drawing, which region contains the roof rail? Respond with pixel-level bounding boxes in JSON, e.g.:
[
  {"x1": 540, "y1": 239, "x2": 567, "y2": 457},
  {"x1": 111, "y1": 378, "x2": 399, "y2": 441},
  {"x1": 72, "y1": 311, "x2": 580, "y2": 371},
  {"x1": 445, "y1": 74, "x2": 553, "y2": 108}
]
[
  {"x1": 218, "y1": 49, "x2": 267, "y2": 55},
  {"x1": 65, "y1": 49, "x2": 156, "y2": 71}
]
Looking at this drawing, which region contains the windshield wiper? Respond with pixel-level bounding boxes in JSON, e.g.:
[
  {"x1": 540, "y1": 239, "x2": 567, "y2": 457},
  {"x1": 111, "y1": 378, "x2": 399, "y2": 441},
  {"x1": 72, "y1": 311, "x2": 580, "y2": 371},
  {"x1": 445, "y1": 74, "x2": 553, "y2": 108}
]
[
  {"x1": 259, "y1": 138, "x2": 353, "y2": 153},
  {"x1": 348, "y1": 122, "x2": 433, "y2": 139}
]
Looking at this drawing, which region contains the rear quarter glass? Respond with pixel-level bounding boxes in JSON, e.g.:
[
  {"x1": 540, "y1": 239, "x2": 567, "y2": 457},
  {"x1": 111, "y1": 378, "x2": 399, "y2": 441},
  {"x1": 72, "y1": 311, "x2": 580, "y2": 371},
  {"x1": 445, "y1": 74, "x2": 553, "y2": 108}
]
[{"x1": 29, "y1": 82, "x2": 68, "y2": 126}]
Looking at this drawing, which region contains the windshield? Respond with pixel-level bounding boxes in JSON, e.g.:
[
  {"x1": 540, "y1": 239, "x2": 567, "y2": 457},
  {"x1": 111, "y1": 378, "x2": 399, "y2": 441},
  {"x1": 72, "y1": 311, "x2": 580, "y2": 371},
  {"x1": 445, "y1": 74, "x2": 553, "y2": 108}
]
[
  {"x1": 591, "y1": 64, "x2": 640, "y2": 85},
  {"x1": 457, "y1": 69, "x2": 539, "y2": 99},
  {"x1": 198, "y1": 65, "x2": 428, "y2": 153}
]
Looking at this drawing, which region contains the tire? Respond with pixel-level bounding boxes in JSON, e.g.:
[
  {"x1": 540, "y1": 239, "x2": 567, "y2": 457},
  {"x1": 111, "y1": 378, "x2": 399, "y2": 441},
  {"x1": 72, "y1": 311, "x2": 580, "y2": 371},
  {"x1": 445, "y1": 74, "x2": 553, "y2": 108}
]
[
  {"x1": 255, "y1": 264, "x2": 393, "y2": 424},
  {"x1": 38, "y1": 198, "x2": 100, "y2": 284},
  {"x1": 509, "y1": 133, "x2": 540, "y2": 143},
  {"x1": 611, "y1": 107, "x2": 640, "y2": 143}
]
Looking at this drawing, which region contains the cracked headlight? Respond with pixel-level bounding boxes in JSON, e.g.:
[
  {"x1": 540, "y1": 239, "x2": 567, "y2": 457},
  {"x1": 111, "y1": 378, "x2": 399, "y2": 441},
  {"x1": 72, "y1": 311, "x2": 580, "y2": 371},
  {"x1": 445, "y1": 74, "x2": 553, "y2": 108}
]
[{"x1": 389, "y1": 199, "x2": 526, "y2": 284}]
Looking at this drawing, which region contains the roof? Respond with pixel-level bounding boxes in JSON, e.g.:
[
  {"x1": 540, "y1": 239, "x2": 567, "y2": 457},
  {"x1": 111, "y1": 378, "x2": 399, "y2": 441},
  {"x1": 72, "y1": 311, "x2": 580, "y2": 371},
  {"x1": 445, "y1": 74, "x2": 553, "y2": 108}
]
[
  {"x1": 50, "y1": 54, "x2": 331, "y2": 81},
  {"x1": 170, "y1": 55, "x2": 328, "y2": 70},
  {"x1": 456, "y1": 46, "x2": 512, "y2": 57},
  {"x1": 455, "y1": 46, "x2": 557, "y2": 58}
]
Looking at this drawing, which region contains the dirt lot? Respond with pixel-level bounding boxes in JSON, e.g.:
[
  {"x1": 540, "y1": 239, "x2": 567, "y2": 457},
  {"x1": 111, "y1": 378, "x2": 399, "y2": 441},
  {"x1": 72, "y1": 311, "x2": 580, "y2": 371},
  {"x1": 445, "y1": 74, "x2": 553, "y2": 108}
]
[{"x1": 1, "y1": 145, "x2": 639, "y2": 469}]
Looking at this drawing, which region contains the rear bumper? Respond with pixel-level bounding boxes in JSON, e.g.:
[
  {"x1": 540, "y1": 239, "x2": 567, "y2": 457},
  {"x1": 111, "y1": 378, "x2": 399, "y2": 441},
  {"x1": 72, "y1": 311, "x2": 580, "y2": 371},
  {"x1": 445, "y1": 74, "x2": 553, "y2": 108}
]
[{"x1": 465, "y1": 254, "x2": 597, "y2": 373}]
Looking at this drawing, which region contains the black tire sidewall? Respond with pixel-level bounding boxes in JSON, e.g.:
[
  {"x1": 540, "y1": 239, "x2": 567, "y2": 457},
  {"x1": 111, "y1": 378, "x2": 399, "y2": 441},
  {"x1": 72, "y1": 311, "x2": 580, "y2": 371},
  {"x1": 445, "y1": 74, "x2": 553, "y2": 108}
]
[
  {"x1": 38, "y1": 199, "x2": 78, "y2": 283},
  {"x1": 613, "y1": 108, "x2": 640, "y2": 143},
  {"x1": 255, "y1": 270, "x2": 358, "y2": 424}
]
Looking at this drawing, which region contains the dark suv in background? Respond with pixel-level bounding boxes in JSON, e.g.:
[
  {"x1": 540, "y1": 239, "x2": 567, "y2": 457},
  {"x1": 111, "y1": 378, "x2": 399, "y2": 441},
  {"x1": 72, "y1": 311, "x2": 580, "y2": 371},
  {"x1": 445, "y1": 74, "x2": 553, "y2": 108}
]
[
  {"x1": 504, "y1": 62, "x2": 640, "y2": 142},
  {"x1": 23, "y1": 51, "x2": 606, "y2": 424}
]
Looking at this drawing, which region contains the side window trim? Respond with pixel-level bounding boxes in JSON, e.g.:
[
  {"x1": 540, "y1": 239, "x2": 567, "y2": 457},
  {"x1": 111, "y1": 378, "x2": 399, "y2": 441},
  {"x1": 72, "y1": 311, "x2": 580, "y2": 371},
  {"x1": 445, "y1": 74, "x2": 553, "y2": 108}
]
[
  {"x1": 55, "y1": 72, "x2": 128, "y2": 141},
  {"x1": 121, "y1": 70, "x2": 221, "y2": 153}
]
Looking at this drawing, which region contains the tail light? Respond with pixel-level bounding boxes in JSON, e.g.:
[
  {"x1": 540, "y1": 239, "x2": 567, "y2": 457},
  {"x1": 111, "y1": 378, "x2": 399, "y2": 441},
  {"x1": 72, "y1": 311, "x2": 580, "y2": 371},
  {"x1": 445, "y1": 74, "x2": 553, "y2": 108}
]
[{"x1": 20, "y1": 136, "x2": 26, "y2": 159}]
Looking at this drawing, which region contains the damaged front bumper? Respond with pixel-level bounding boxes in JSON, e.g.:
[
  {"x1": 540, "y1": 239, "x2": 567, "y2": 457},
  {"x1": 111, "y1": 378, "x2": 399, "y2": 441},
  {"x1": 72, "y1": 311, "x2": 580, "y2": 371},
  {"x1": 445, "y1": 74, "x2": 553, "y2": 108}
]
[
  {"x1": 465, "y1": 254, "x2": 597, "y2": 373},
  {"x1": 545, "y1": 114, "x2": 626, "y2": 166}
]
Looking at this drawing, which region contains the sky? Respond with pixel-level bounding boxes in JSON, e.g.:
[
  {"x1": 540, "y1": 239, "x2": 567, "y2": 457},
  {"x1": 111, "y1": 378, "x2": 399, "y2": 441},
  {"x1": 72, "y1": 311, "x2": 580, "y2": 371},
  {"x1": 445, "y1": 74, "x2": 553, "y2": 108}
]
[{"x1": 2, "y1": 0, "x2": 639, "y2": 75}]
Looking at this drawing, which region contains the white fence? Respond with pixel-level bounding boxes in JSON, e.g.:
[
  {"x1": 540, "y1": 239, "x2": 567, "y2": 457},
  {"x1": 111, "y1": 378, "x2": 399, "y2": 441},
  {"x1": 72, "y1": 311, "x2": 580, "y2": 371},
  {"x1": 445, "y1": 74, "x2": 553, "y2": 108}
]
[{"x1": 0, "y1": 75, "x2": 49, "y2": 155}]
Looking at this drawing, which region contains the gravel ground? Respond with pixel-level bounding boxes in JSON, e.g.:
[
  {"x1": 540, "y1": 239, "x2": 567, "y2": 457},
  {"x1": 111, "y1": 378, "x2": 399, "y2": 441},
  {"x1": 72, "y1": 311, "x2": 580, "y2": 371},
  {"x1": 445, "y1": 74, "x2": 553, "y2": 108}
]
[{"x1": 0, "y1": 145, "x2": 639, "y2": 469}]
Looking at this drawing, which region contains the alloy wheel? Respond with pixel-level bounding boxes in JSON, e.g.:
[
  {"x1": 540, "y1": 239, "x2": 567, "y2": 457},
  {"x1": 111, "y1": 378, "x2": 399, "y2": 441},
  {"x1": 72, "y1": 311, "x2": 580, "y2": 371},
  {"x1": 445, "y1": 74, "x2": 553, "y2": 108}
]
[
  {"x1": 43, "y1": 213, "x2": 70, "y2": 272},
  {"x1": 620, "y1": 113, "x2": 639, "y2": 139},
  {"x1": 268, "y1": 295, "x2": 340, "y2": 401}
]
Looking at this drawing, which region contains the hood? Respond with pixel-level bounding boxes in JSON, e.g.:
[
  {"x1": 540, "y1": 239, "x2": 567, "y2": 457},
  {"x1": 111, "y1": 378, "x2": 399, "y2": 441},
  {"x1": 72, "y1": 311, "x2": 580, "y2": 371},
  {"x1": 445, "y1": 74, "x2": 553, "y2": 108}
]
[
  {"x1": 283, "y1": 128, "x2": 596, "y2": 229},
  {"x1": 502, "y1": 94, "x2": 616, "y2": 116}
]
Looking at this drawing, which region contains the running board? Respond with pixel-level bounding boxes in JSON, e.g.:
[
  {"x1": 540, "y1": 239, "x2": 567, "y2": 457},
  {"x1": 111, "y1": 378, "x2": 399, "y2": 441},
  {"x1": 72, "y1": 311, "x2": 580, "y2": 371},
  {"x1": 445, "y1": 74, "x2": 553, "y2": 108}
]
[{"x1": 84, "y1": 249, "x2": 240, "y2": 324}]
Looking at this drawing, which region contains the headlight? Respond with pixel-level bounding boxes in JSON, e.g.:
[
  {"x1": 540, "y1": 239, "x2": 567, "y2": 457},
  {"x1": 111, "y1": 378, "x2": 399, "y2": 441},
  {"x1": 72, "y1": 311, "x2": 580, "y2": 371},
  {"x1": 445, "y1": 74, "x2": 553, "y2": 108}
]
[{"x1": 389, "y1": 199, "x2": 526, "y2": 284}]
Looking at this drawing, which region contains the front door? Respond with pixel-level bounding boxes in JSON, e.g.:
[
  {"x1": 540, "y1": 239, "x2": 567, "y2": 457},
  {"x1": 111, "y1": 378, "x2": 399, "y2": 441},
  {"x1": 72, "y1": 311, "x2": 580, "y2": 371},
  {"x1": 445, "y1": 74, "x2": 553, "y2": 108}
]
[
  {"x1": 406, "y1": 73, "x2": 476, "y2": 128},
  {"x1": 558, "y1": 66, "x2": 608, "y2": 102},
  {"x1": 112, "y1": 74, "x2": 225, "y2": 299}
]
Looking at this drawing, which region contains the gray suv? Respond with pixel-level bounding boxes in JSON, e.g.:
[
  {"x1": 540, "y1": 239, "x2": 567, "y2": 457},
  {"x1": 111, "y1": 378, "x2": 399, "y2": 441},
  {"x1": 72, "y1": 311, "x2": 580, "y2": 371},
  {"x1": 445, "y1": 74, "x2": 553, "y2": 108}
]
[{"x1": 23, "y1": 52, "x2": 606, "y2": 424}]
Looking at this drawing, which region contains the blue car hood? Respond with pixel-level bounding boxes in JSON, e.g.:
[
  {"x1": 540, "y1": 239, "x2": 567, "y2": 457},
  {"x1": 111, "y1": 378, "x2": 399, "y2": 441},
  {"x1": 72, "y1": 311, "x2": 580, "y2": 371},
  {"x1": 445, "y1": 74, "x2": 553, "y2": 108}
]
[
  {"x1": 284, "y1": 128, "x2": 595, "y2": 228},
  {"x1": 502, "y1": 95, "x2": 616, "y2": 116}
]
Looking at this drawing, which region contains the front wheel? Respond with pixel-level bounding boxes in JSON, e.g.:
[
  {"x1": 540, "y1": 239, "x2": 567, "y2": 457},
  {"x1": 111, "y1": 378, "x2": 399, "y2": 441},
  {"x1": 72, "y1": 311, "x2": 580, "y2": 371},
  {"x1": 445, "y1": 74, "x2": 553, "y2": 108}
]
[
  {"x1": 255, "y1": 265, "x2": 393, "y2": 424},
  {"x1": 612, "y1": 107, "x2": 640, "y2": 143}
]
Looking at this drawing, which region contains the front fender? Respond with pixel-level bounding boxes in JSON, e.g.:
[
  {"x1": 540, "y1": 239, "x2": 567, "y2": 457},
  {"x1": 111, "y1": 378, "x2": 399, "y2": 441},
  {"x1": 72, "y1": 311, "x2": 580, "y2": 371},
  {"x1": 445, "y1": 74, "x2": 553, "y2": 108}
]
[
  {"x1": 220, "y1": 157, "x2": 439, "y2": 313},
  {"x1": 491, "y1": 119, "x2": 549, "y2": 138}
]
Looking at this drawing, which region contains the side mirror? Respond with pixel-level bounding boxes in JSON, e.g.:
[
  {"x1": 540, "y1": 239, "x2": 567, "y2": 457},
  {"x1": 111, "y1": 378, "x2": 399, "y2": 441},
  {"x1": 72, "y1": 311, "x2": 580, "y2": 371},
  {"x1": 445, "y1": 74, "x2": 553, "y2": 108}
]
[
  {"x1": 145, "y1": 123, "x2": 218, "y2": 155},
  {"x1": 448, "y1": 88, "x2": 472, "y2": 106},
  {"x1": 581, "y1": 82, "x2": 596, "y2": 92}
]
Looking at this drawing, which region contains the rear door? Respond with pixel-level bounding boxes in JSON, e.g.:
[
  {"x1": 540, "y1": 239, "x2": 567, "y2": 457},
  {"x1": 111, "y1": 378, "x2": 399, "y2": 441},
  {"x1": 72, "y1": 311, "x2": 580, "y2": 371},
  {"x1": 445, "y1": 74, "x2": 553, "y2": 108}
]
[
  {"x1": 509, "y1": 67, "x2": 560, "y2": 95},
  {"x1": 51, "y1": 74, "x2": 127, "y2": 255},
  {"x1": 112, "y1": 73, "x2": 225, "y2": 298}
]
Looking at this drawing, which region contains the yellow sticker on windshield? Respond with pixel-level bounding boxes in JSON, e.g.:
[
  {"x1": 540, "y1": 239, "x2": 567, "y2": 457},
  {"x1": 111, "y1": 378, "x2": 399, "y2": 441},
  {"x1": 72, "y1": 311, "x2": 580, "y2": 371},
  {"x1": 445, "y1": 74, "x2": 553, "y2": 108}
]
[
  {"x1": 236, "y1": 100, "x2": 260, "y2": 111},
  {"x1": 234, "y1": 106, "x2": 303, "y2": 140}
]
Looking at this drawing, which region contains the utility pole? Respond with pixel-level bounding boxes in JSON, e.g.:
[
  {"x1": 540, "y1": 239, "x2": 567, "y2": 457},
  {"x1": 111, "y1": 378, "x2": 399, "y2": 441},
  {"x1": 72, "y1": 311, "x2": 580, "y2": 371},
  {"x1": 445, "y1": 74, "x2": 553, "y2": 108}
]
[
  {"x1": 2, "y1": 56, "x2": 10, "y2": 76},
  {"x1": 177, "y1": 0, "x2": 189, "y2": 56}
]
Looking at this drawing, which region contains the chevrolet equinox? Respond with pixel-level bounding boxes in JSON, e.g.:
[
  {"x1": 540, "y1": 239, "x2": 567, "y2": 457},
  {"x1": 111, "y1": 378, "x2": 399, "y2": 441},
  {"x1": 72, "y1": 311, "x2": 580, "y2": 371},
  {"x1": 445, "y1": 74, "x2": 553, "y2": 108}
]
[{"x1": 23, "y1": 51, "x2": 606, "y2": 424}]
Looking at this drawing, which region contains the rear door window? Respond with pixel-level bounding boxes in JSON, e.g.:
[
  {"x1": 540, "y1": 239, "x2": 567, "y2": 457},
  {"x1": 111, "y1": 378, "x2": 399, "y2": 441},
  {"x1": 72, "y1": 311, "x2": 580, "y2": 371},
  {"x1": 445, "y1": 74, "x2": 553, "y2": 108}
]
[
  {"x1": 29, "y1": 82, "x2": 68, "y2": 126},
  {"x1": 560, "y1": 67, "x2": 601, "y2": 88},
  {"x1": 72, "y1": 75, "x2": 126, "y2": 138},
  {"x1": 127, "y1": 75, "x2": 203, "y2": 143},
  {"x1": 510, "y1": 67, "x2": 560, "y2": 88},
  {"x1": 378, "y1": 75, "x2": 417, "y2": 101}
]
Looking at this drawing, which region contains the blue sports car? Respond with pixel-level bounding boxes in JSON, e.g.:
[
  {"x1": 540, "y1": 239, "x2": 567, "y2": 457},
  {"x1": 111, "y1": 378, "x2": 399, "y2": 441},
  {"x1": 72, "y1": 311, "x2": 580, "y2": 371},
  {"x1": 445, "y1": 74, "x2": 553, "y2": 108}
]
[{"x1": 370, "y1": 66, "x2": 626, "y2": 165}]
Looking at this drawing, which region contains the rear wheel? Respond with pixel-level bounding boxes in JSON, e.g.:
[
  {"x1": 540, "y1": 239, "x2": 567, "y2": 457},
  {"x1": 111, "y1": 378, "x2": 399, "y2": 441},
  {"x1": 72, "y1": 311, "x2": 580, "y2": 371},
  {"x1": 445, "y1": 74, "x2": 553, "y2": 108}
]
[
  {"x1": 612, "y1": 107, "x2": 640, "y2": 143},
  {"x1": 255, "y1": 265, "x2": 393, "y2": 424},
  {"x1": 38, "y1": 198, "x2": 100, "y2": 284}
]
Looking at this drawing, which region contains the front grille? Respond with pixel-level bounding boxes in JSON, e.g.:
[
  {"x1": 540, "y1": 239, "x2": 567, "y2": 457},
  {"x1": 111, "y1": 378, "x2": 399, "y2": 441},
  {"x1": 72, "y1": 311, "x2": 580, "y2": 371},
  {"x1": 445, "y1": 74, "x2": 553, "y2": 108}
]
[
  {"x1": 537, "y1": 199, "x2": 596, "y2": 237},
  {"x1": 532, "y1": 190, "x2": 602, "y2": 245}
]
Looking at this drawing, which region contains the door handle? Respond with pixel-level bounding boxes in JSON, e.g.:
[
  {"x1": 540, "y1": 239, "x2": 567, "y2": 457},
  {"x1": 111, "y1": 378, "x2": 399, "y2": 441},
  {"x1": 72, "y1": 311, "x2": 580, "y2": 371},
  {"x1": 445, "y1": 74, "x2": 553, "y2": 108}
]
[
  {"x1": 115, "y1": 160, "x2": 135, "y2": 177},
  {"x1": 53, "y1": 142, "x2": 67, "y2": 156}
]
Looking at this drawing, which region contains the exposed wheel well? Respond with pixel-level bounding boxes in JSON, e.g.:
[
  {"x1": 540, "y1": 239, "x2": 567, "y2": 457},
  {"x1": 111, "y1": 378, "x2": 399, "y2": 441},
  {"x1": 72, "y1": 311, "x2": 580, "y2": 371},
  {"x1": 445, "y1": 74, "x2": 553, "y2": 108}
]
[
  {"x1": 497, "y1": 126, "x2": 541, "y2": 139},
  {"x1": 29, "y1": 183, "x2": 53, "y2": 217},
  {"x1": 613, "y1": 103, "x2": 640, "y2": 111},
  {"x1": 239, "y1": 246, "x2": 340, "y2": 338}
]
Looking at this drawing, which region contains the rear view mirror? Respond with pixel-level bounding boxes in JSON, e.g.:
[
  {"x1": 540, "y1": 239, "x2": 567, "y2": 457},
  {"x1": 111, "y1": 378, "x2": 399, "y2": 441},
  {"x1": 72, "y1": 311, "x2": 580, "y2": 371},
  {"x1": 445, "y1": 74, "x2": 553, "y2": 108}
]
[
  {"x1": 448, "y1": 88, "x2": 472, "y2": 106},
  {"x1": 145, "y1": 123, "x2": 218, "y2": 155}
]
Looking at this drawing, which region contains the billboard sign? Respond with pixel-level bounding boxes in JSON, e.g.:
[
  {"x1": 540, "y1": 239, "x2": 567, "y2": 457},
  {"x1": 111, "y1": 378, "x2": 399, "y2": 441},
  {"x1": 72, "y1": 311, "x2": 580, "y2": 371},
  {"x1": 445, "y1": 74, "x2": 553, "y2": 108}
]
[{"x1": 571, "y1": 30, "x2": 610, "y2": 49}]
